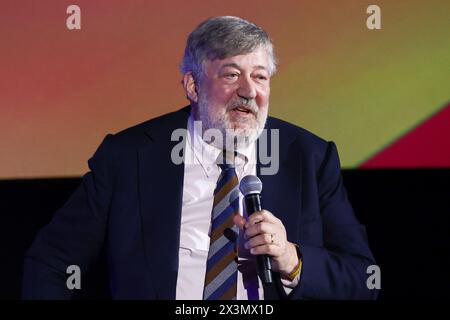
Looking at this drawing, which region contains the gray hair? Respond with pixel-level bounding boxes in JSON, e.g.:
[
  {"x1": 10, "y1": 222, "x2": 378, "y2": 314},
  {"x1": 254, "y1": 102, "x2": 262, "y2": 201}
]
[{"x1": 180, "y1": 16, "x2": 277, "y2": 80}]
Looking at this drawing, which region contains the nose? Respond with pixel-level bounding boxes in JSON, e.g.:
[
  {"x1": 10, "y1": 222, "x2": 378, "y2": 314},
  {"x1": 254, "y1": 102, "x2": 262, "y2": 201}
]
[{"x1": 237, "y1": 75, "x2": 257, "y2": 100}]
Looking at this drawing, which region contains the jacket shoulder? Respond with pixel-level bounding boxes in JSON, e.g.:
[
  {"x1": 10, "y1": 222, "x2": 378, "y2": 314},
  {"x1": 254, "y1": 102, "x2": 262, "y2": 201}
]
[
  {"x1": 105, "y1": 106, "x2": 190, "y2": 148},
  {"x1": 266, "y1": 116, "x2": 329, "y2": 154},
  {"x1": 266, "y1": 116, "x2": 341, "y2": 178}
]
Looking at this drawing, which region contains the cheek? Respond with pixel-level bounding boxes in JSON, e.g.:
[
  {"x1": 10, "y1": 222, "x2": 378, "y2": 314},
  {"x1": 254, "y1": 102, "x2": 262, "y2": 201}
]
[
  {"x1": 210, "y1": 86, "x2": 235, "y2": 108},
  {"x1": 256, "y1": 87, "x2": 270, "y2": 107},
  {"x1": 217, "y1": 87, "x2": 236, "y2": 103}
]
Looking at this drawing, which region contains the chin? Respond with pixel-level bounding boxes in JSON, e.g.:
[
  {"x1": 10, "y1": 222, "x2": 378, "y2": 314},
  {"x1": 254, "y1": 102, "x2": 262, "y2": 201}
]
[{"x1": 231, "y1": 123, "x2": 254, "y2": 131}]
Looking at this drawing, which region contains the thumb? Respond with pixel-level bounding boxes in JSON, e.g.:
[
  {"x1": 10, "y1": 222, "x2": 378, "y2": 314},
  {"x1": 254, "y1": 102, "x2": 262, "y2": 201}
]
[{"x1": 233, "y1": 214, "x2": 246, "y2": 231}]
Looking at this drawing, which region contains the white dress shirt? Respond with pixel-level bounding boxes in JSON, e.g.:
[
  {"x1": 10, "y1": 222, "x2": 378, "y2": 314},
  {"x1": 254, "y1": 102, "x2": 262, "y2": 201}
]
[{"x1": 175, "y1": 116, "x2": 295, "y2": 300}]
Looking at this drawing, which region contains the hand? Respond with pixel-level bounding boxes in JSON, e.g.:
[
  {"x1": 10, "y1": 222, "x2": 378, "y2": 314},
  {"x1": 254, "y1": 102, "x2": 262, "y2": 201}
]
[{"x1": 234, "y1": 210, "x2": 299, "y2": 278}]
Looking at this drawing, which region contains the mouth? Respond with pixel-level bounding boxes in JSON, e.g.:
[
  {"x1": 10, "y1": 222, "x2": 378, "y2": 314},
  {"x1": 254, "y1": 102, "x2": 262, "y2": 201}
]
[{"x1": 231, "y1": 106, "x2": 253, "y2": 115}]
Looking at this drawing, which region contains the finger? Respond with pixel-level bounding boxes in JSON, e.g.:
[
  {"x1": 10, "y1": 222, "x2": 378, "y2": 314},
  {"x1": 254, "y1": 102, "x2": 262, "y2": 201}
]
[
  {"x1": 245, "y1": 210, "x2": 277, "y2": 228},
  {"x1": 249, "y1": 243, "x2": 279, "y2": 256},
  {"x1": 244, "y1": 221, "x2": 275, "y2": 239},
  {"x1": 244, "y1": 233, "x2": 276, "y2": 250},
  {"x1": 245, "y1": 212, "x2": 264, "y2": 228}
]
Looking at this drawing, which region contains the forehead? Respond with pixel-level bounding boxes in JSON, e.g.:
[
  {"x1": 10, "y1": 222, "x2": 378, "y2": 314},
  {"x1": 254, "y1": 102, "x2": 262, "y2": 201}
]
[{"x1": 205, "y1": 47, "x2": 270, "y2": 73}]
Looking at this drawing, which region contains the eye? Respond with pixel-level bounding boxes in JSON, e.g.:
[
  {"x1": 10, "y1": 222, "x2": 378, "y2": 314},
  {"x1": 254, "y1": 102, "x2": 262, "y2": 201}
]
[
  {"x1": 254, "y1": 74, "x2": 268, "y2": 81},
  {"x1": 224, "y1": 73, "x2": 239, "y2": 79}
]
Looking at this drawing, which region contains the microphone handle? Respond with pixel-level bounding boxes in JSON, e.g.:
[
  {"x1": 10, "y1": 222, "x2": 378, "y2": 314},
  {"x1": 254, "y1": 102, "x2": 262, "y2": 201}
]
[{"x1": 244, "y1": 194, "x2": 273, "y2": 284}]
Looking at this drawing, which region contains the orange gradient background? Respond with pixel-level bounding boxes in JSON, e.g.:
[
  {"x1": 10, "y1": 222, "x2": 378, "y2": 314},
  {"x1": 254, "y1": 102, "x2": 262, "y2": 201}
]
[{"x1": 1, "y1": 0, "x2": 449, "y2": 178}]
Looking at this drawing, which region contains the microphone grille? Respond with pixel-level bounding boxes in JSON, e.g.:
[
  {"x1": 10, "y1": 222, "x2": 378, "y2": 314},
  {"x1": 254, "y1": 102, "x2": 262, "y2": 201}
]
[{"x1": 239, "y1": 175, "x2": 262, "y2": 196}]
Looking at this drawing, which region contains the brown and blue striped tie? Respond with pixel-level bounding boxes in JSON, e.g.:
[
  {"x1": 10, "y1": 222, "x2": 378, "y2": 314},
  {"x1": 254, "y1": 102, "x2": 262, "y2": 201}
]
[{"x1": 203, "y1": 160, "x2": 240, "y2": 300}]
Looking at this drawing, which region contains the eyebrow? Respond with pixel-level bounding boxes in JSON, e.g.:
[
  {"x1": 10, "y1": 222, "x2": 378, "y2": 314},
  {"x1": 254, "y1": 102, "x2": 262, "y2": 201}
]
[{"x1": 219, "y1": 63, "x2": 268, "y2": 72}]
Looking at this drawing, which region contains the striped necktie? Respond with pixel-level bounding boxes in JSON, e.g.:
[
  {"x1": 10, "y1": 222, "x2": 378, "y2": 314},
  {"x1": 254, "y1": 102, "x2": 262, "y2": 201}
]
[{"x1": 203, "y1": 159, "x2": 240, "y2": 300}]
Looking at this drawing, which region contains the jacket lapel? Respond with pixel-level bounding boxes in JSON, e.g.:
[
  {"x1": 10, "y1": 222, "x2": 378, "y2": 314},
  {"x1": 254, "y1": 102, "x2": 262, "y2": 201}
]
[{"x1": 138, "y1": 106, "x2": 190, "y2": 299}]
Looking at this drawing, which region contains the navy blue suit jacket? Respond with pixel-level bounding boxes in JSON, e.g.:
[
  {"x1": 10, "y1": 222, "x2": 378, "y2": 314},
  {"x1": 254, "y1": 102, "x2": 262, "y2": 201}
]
[{"x1": 23, "y1": 106, "x2": 377, "y2": 299}]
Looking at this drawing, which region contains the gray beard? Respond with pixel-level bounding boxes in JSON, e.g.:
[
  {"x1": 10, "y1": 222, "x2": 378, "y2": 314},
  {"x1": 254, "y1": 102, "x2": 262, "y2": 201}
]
[{"x1": 194, "y1": 97, "x2": 268, "y2": 151}]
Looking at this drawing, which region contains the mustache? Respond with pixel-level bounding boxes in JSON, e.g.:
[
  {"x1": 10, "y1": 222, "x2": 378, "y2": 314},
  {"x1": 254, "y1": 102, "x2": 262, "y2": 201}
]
[{"x1": 227, "y1": 98, "x2": 258, "y2": 114}]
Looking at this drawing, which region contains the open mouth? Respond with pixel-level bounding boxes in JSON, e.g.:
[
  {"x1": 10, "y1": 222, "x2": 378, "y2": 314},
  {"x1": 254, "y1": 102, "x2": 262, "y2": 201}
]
[{"x1": 232, "y1": 106, "x2": 252, "y2": 114}]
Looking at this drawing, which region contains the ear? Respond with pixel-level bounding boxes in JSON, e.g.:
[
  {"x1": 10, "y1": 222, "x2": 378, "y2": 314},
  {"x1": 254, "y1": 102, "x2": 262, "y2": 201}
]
[{"x1": 182, "y1": 72, "x2": 198, "y2": 103}]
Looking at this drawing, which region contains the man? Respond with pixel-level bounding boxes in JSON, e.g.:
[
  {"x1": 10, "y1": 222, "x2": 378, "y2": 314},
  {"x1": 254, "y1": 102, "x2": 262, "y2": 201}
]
[{"x1": 23, "y1": 16, "x2": 378, "y2": 300}]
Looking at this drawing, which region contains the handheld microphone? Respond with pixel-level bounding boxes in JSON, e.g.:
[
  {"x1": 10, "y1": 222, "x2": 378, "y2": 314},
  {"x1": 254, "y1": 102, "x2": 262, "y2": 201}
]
[{"x1": 239, "y1": 175, "x2": 273, "y2": 285}]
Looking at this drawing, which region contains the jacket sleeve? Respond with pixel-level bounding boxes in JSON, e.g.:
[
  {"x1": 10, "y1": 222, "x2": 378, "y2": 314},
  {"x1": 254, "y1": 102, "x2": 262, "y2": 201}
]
[
  {"x1": 22, "y1": 134, "x2": 115, "y2": 299},
  {"x1": 290, "y1": 141, "x2": 379, "y2": 300}
]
